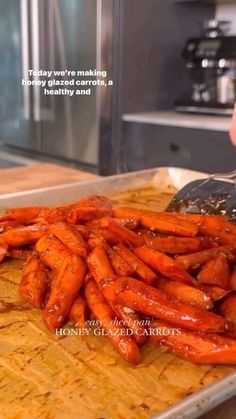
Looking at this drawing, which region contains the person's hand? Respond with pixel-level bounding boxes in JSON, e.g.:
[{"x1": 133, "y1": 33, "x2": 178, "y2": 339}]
[{"x1": 230, "y1": 104, "x2": 236, "y2": 146}]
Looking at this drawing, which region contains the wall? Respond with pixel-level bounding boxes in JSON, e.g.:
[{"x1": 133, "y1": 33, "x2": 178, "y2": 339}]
[{"x1": 215, "y1": 3, "x2": 236, "y2": 34}]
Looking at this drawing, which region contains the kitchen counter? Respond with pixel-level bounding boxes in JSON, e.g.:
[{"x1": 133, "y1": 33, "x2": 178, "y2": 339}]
[
  {"x1": 123, "y1": 111, "x2": 232, "y2": 132},
  {"x1": 0, "y1": 162, "x2": 235, "y2": 418}
]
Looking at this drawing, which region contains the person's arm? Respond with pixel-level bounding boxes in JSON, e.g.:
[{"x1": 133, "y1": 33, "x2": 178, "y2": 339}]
[{"x1": 230, "y1": 104, "x2": 236, "y2": 146}]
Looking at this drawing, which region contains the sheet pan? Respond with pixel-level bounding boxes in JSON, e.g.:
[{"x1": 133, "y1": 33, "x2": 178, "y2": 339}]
[{"x1": 1, "y1": 166, "x2": 235, "y2": 419}]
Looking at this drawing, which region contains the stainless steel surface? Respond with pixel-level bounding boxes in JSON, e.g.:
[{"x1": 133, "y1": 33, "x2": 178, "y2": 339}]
[
  {"x1": 0, "y1": 0, "x2": 41, "y2": 150},
  {"x1": 0, "y1": 166, "x2": 235, "y2": 419},
  {"x1": 0, "y1": 0, "x2": 116, "y2": 167}
]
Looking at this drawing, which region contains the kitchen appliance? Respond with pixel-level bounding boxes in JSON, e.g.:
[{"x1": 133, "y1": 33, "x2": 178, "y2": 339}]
[
  {"x1": 0, "y1": 0, "x2": 119, "y2": 169},
  {"x1": 175, "y1": 20, "x2": 236, "y2": 115}
]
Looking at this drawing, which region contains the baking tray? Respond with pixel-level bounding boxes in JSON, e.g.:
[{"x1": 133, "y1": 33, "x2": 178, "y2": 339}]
[{"x1": 1, "y1": 166, "x2": 236, "y2": 419}]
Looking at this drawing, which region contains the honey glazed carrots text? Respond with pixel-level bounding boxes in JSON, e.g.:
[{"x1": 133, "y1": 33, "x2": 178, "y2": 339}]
[{"x1": 2, "y1": 195, "x2": 236, "y2": 365}]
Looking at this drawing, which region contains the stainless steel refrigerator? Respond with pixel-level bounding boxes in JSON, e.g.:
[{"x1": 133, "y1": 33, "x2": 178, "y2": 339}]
[{"x1": 0, "y1": 0, "x2": 119, "y2": 169}]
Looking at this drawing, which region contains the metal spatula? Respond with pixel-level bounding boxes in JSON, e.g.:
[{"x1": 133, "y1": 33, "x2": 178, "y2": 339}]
[{"x1": 166, "y1": 170, "x2": 236, "y2": 222}]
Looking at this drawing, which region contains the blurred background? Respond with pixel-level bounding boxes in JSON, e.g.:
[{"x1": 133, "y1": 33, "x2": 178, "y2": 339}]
[{"x1": 0, "y1": 0, "x2": 236, "y2": 176}]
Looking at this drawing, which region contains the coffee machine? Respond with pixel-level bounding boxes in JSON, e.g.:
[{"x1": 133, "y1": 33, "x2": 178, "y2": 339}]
[{"x1": 175, "y1": 20, "x2": 236, "y2": 115}]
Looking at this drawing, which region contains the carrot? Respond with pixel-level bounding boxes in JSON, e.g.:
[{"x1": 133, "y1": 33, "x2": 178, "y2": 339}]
[
  {"x1": 230, "y1": 267, "x2": 236, "y2": 290},
  {"x1": 6, "y1": 206, "x2": 46, "y2": 223},
  {"x1": 173, "y1": 213, "x2": 236, "y2": 244},
  {"x1": 74, "y1": 225, "x2": 89, "y2": 240},
  {"x1": 87, "y1": 247, "x2": 146, "y2": 345},
  {"x1": 43, "y1": 253, "x2": 86, "y2": 330},
  {"x1": 197, "y1": 255, "x2": 230, "y2": 289},
  {"x1": 0, "y1": 239, "x2": 8, "y2": 262},
  {"x1": 19, "y1": 256, "x2": 49, "y2": 309},
  {"x1": 8, "y1": 248, "x2": 32, "y2": 260},
  {"x1": 71, "y1": 195, "x2": 112, "y2": 211},
  {"x1": 105, "y1": 245, "x2": 134, "y2": 276},
  {"x1": 175, "y1": 245, "x2": 236, "y2": 272},
  {"x1": 88, "y1": 233, "x2": 106, "y2": 250},
  {"x1": 35, "y1": 235, "x2": 73, "y2": 269},
  {"x1": 156, "y1": 277, "x2": 213, "y2": 310},
  {"x1": 134, "y1": 246, "x2": 194, "y2": 285},
  {"x1": 200, "y1": 285, "x2": 228, "y2": 302},
  {"x1": 113, "y1": 207, "x2": 198, "y2": 237},
  {"x1": 100, "y1": 217, "x2": 144, "y2": 247},
  {"x1": 69, "y1": 296, "x2": 88, "y2": 328},
  {"x1": 0, "y1": 221, "x2": 21, "y2": 233},
  {"x1": 49, "y1": 222, "x2": 88, "y2": 258},
  {"x1": 85, "y1": 279, "x2": 141, "y2": 364},
  {"x1": 2, "y1": 224, "x2": 47, "y2": 247},
  {"x1": 220, "y1": 295, "x2": 236, "y2": 325},
  {"x1": 100, "y1": 276, "x2": 227, "y2": 332},
  {"x1": 86, "y1": 217, "x2": 139, "y2": 231},
  {"x1": 114, "y1": 244, "x2": 156, "y2": 284},
  {"x1": 36, "y1": 206, "x2": 75, "y2": 224},
  {"x1": 150, "y1": 320, "x2": 236, "y2": 364},
  {"x1": 148, "y1": 236, "x2": 214, "y2": 254}
]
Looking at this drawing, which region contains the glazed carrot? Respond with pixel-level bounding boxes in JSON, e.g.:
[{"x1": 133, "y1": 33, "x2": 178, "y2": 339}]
[
  {"x1": 113, "y1": 207, "x2": 198, "y2": 237},
  {"x1": 87, "y1": 246, "x2": 146, "y2": 344},
  {"x1": 8, "y1": 248, "x2": 32, "y2": 260},
  {"x1": 37, "y1": 206, "x2": 76, "y2": 224},
  {"x1": 2, "y1": 224, "x2": 47, "y2": 247},
  {"x1": 100, "y1": 276, "x2": 227, "y2": 332},
  {"x1": 173, "y1": 213, "x2": 236, "y2": 244},
  {"x1": 134, "y1": 246, "x2": 194, "y2": 284},
  {"x1": 49, "y1": 222, "x2": 88, "y2": 257},
  {"x1": 100, "y1": 217, "x2": 144, "y2": 247},
  {"x1": 19, "y1": 256, "x2": 49, "y2": 309},
  {"x1": 36, "y1": 235, "x2": 72, "y2": 269},
  {"x1": 149, "y1": 236, "x2": 214, "y2": 254},
  {"x1": 6, "y1": 206, "x2": 46, "y2": 223},
  {"x1": 85, "y1": 279, "x2": 141, "y2": 364},
  {"x1": 43, "y1": 253, "x2": 86, "y2": 330},
  {"x1": 198, "y1": 255, "x2": 230, "y2": 289},
  {"x1": 88, "y1": 233, "x2": 106, "y2": 250},
  {"x1": 113, "y1": 303, "x2": 147, "y2": 346},
  {"x1": 69, "y1": 296, "x2": 88, "y2": 328},
  {"x1": 0, "y1": 239, "x2": 8, "y2": 262},
  {"x1": 175, "y1": 245, "x2": 236, "y2": 272},
  {"x1": 200, "y1": 285, "x2": 228, "y2": 302},
  {"x1": 150, "y1": 320, "x2": 236, "y2": 364},
  {"x1": 220, "y1": 294, "x2": 236, "y2": 325},
  {"x1": 86, "y1": 217, "x2": 139, "y2": 231},
  {"x1": 156, "y1": 277, "x2": 213, "y2": 310},
  {"x1": 71, "y1": 195, "x2": 112, "y2": 211},
  {"x1": 229, "y1": 267, "x2": 236, "y2": 290},
  {"x1": 114, "y1": 244, "x2": 156, "y2": 284},
  {"x1": 87, "y1": 246, "x2": 115, "y2": 281},
  {"x1": 0, "y1": 221, "x2": 21, "y2": 233},
  {"x1": 74, "y1": 225, "x2": 89, "y2": 240},
  {"x1": 106, "y1": 245, "x2": 134, "y2": 276}
]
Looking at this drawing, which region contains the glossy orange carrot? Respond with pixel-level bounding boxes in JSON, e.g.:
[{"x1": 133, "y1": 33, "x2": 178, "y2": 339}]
[
  {"x1": 85, "y1": 279, "x2": 141, "y2": 364},
  {"x1": 37, "y1": 206, "x2": 76, "y2": 224},
  {"x1": 229, "y1": 267, "x2": 236, "y2": 290},
  {"x1": 87, "y1": 246, "x2": 146, "y2": 345},
  {"x1": 114, "y1": 244, "x2": 156, "y2": 284},
  {"x1": 69, "y1": 296, "x2": 88, "y2": 328},
  {"x1": 0, "y1": 239, "x2": 8, "y2": 262},
  {"x1": 173, "y1": 213, "x2": 236, "y2": 244},
  {"x1": 2, "y1": 224, "x2": 47, "y2": 247},
  {"x1": 19, "y1": 256, "x2": 49, "y2": 309},
  {"x1": 149, "y1": 236, "x2": 214, "y2": 254},
  {"x1": 220, "y1": 294, "x2": 236, "y2": 325},
  {"x1": 200, "y1": 285, "x2": 228, "y2": 302},
  {"x1": 100, "y1": 276, "x2": 227, "y2": 332},
  {"x1": 106, "y1": 245, "x2": 134, "y2": 276},
  {"x1": 113, "y1": 207, "x2": 198, "y2": 237},
  {"x1": 8, "y1": 248, "x2": 32, "y2": 260},
  {"x1": 43, "y1": 253, "x2": 86, "y2": 330},
  {"x1": 35, "y1": 235, "x2": 72, "y2": 269},
  {"x1": 156, "y1": 277, "x2": 213, "y2": 310},
  {"x1": 0, "y1": 221, "x2": 21, "y2": 233},
  {"x1": 86, "y1": 217, "x2": 139, "y2": 231},
  {"x1": 6, "y1": 206, "x2": 46, "y2": 223},
  {"x1": 100, "y1": 217, "x2": 144, "y2": 247},
  {"x1": 175, "y1": 245, "x2": 236, "y2": 272},
  {"x1": 49, "y1": 222, "x2": 88, "y2": 258},
  {"x1": 71, "y1": 195, "x2": 112, "y2": 211},
  {"x1": 134, "y1": 246, "x2": 194, "y2": 284},
  {"x1": 74, "y1": 224, "x2": 89, "y2": 240},
  {"x1": 150, "y1": 320, "x2": 236, "y2": 364},
  {"x1": 88, "y1": 233, "x2": 106, "y2": 250},
  {"x1": 197, "y1": 255, "x2": 230, "y2": 289}
]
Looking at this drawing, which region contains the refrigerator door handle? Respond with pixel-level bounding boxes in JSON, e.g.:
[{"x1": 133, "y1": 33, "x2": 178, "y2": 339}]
[
  {"x1": 20, "y1": 0, "x2": 30, "y2": 120},
  {"x1": 30, "y1": 0, "x2": 41, "y2": 122}
]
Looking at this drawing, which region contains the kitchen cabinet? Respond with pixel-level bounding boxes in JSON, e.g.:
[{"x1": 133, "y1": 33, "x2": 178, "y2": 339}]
[{"x1": 121, "y1": 121, "x2": 236, "y2": 174}]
